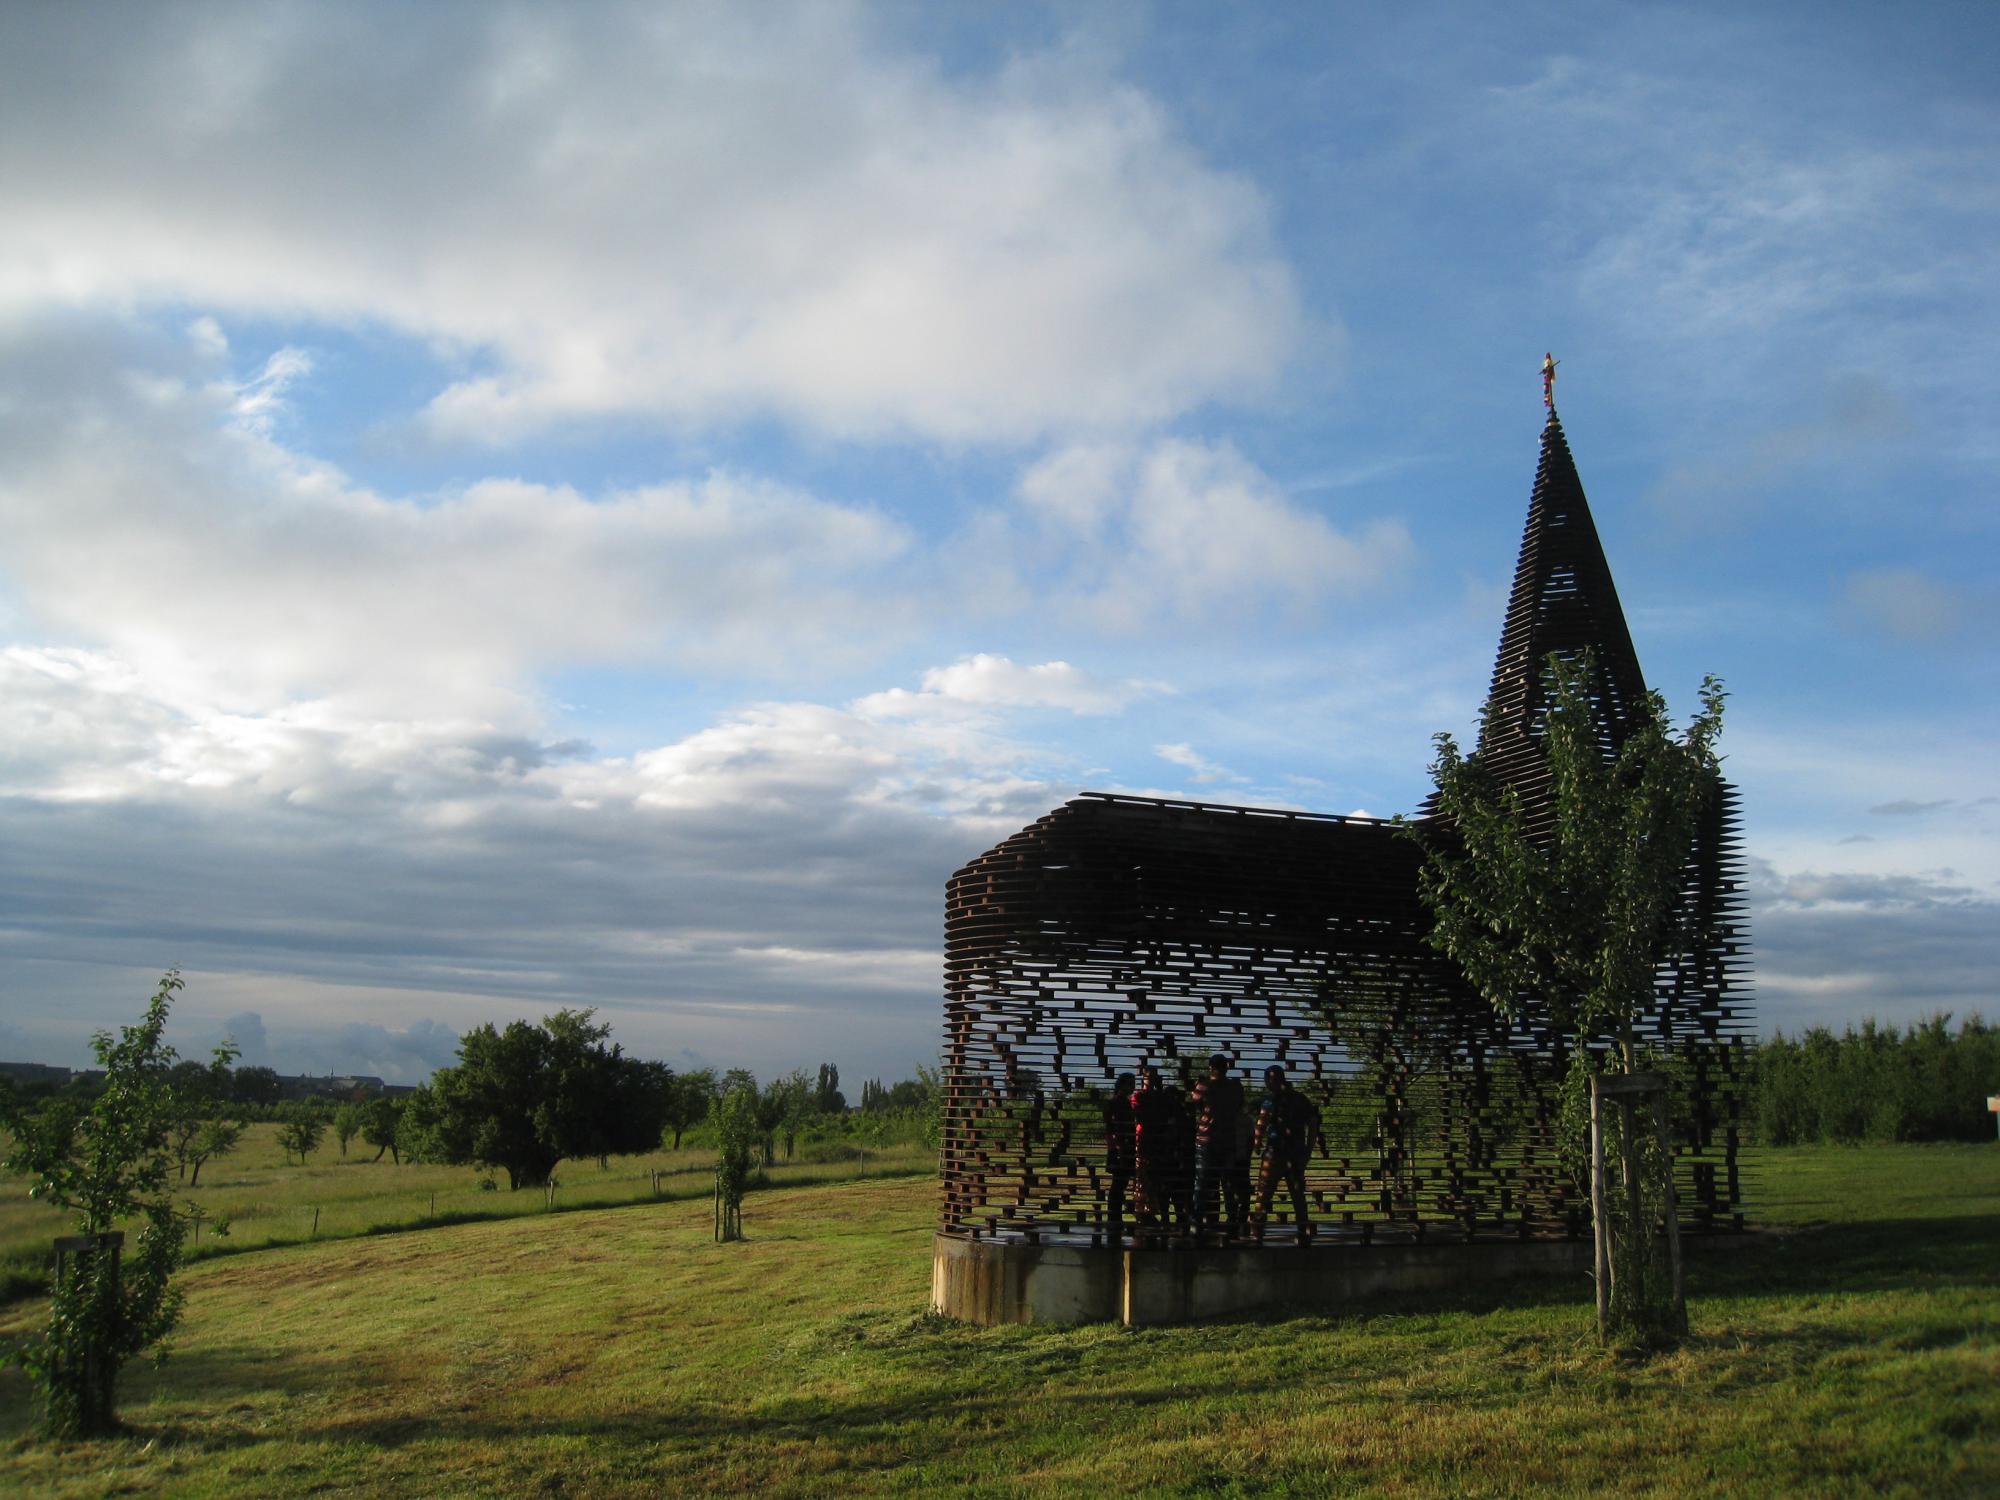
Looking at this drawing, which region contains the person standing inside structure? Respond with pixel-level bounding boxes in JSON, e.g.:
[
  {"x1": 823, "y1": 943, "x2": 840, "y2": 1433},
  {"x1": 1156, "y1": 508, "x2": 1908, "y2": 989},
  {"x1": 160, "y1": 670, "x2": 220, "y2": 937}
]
[
  {"x1": 1251, "y1": 1064, "x2": 1321, "y2": 1246},
  {"x1": 1102, "y1": 1071, "x2": 1136, "y2": 1248},
  {"x1": 1190, "y1": 1053, "x2": 1246, "y2": 1243},
  {"x1": 1131, "y1": 1063, "x2": 1191, "y2": 1245}
]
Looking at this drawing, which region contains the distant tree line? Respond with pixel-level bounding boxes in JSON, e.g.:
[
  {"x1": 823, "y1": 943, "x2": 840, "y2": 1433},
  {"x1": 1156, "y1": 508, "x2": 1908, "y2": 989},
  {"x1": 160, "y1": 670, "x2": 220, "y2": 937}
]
[
  {"x1": 1749, "y1": 1013, "x2": 1998, "y2": 1146},
  {"x1": 6, "y1": 1002, "x2": 947, "y2": 1198}
]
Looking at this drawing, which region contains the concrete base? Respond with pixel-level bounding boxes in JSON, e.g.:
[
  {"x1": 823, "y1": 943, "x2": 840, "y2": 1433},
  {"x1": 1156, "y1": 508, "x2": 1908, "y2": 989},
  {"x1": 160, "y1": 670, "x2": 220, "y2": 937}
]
[{"x1": 932, "y1": 1232, "x2": 1596, "y2": 1326}]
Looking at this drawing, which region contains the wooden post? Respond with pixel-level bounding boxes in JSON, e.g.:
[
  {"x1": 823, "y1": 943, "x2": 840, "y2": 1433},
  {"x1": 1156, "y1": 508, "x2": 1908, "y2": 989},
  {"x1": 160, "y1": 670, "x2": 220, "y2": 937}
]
[
  {"x1": 1589, "y1": 1078, "x2": 1609, "y2": 1342},
  {"x1": 1620, "y1": 1096, "x2": 1644, "y2": 1313},
  {"x1": 1652, "y1": 1091, "x2": 1688, "y2": 1336}
]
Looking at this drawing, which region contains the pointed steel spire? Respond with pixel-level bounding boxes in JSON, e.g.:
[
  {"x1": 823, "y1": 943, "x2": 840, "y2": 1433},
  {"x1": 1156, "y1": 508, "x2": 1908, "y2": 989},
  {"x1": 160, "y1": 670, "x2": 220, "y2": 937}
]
[{"x1": 1476, "y1": 411, "x2": 1649, "y2": 790}]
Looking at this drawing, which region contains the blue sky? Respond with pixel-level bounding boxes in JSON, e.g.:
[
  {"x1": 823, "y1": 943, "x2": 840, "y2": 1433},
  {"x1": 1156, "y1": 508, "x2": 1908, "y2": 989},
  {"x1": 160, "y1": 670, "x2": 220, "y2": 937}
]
[{"x1": 1, "y1": 1, "x2": 1993, "y2": 1082}]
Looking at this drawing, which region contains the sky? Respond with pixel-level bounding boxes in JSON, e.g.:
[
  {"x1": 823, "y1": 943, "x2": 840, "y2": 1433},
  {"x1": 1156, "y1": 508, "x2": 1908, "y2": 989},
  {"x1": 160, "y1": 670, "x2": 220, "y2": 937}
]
[{"x1": 1, "y1": 1, "x2": 1994, "y2": 1084}]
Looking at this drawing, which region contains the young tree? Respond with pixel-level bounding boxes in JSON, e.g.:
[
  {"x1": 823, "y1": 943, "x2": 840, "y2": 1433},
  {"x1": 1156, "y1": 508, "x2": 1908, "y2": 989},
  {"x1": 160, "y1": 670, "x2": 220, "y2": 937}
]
[
  {"x1": 274, "y1": 1102, "x2": 327, "y2": 1166},
  {"x1": 712, "y1": 1084, "x2": 758, "y2": 1242},
  {"x1": 0, "y1": 971, "x2": 209, "y2": 1436},
  {"x1": 184, "y1": 1118, "x2": 243, "y2": 1187},
  {"x1": 1410, "y1": 652, "x2": 1725, "y2": 1344},
  {"x1": 360, "y1": 1095, "x2": 407, "y2": 1163},
  {"x1": 332, "y1": 1102, "x2": 364, "y2": 1157},
  {"x1": 166, "y1": 1042, "x2": 240, "y2": 1180}
]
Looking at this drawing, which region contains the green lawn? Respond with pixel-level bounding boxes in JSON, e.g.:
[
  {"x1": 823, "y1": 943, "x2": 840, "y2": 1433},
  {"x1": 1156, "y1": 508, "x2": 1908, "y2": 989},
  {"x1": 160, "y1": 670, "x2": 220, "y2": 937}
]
[
  {"x1": 0, "y1": 1122, "x2": 933, "y2": 1298},
  {"x1": 1, "y1": 1144, "x2": 1994, "y2": 1497}
]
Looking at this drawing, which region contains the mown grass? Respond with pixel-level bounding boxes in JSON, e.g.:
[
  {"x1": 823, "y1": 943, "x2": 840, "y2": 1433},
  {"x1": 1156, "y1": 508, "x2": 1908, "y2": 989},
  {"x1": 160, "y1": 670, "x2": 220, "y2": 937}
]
[
  {"x1": 0, "y1": 1122, "x2": 933, "y2": 1300},
  {"x1": 0, "y1": 1144, "x2": 1994, "y2": 1497}
]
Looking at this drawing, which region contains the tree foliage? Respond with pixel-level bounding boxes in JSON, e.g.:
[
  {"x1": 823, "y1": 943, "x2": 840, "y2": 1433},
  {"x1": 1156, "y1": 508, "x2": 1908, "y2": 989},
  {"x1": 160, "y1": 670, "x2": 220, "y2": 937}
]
[
  {"x1": 360, "y1": 1095, "x2": 407, "y2": 1163},
  {"x1": 408, "y1": 1010, "x2": 670, "y2": 1189},
  {"x1": 230, "y1": 1065, "x2": 281, "y2": 1108},
  {"x1": 0, "y1": 971, "x2": 206, "y2": 1437},
  {"x1": 712, "y1": 1083, "x2": 758, "y2": 1242},
  {"x1": 1753, "y1": 1014, "x2": 1999, "y2": 1145},
  {"x1": 660, "y1": 1068, "x2": 714, "y2": 1150},
  {"x1": 1410, "y1": 652, "x2": 1726, "y2": 1063},
  {"x1": 332, "y1": 1102, "x2": 364, "y2": 1157},
  {"x1": 184, "y1": 1118, "x2": 242, "y2": 1188},
  {"x1": 1409, "y1": 652, "x2": 1725, "y2": 1346},
  {"x1": 274, "y1": 1101, "x2": 327, "y2": 1167}
]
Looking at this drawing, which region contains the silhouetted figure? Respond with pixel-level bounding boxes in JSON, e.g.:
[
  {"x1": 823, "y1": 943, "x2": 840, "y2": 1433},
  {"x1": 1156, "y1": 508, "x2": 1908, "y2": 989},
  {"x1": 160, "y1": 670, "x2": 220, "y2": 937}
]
[
  {"x1": 1251, "y1": 1065, "x2": 1322, "y2": 1246},
  {"x1": 1227, "y1": 1084, "x2": 1256, "y2": 1238},
  {"x1": 1131, "y1": 1064, "x2": 1193, "y2": 1244},
  {"x1": 1102, "y1": 1072, "x2": 1136, "y2": 1246},
  {"x1": 1190, "y1": 1053, "x2": 1246, "y2": 1241}
]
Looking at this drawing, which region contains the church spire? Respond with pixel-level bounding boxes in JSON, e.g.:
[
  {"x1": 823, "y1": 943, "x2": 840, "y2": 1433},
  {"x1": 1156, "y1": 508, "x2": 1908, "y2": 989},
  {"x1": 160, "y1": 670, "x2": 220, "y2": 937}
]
[{"x1": 1476, "y1": 410, "x2": 1649, "y2": 787}]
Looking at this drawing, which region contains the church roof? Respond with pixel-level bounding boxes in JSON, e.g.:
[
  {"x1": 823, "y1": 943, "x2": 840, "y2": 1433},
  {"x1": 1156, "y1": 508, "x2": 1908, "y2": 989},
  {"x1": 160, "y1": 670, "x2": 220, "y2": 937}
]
[{"x1": 1475, "y1": 411, "x2": 1649, "y2": 792}]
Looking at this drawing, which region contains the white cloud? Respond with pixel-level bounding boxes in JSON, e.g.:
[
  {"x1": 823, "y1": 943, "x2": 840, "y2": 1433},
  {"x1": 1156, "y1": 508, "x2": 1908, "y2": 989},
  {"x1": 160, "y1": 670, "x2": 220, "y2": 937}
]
[
  {"x1": 1009, "y1": 437, "x2": 1413, "y2": 632},
  {"x1": 0, "y1": 3, "x2": 1300, "y2": 444},
  {"x1": 855, "y1": 654, "x2": 1164, "y2": 719},
  {"x1": 0, "y1": 656, "x2": 1082, "y2": 1075},
  {"x1": 1154, "y1": 742, "x2": 1244, "y2": 786},
  {"x1": 0, "y1": 321, "x2": 916, "y2": 728}
]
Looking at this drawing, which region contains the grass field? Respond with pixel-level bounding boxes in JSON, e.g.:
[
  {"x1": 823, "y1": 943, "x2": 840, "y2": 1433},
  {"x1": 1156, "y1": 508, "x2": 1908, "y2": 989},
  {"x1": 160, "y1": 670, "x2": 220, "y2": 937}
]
[
  {"x1": 1, "y1": 1143, "x2": 1994, "y2": 1497},
  {"x1": 0, "y1": 1122, "x2": 933, "y2": 1299}
]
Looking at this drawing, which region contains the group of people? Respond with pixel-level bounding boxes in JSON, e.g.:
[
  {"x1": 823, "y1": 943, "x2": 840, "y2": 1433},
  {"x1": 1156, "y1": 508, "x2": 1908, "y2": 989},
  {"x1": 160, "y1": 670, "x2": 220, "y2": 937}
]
[{"x1": 1102, "y1": 1055, "x2": 1326, "y2": 1248}]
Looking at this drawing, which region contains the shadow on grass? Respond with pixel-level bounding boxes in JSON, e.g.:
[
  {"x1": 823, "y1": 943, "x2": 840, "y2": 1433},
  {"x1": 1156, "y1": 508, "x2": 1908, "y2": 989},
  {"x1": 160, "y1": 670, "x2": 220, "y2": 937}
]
[{"x1": 1695, "y1": 1213, "x2": 2000, "y2": 1300}]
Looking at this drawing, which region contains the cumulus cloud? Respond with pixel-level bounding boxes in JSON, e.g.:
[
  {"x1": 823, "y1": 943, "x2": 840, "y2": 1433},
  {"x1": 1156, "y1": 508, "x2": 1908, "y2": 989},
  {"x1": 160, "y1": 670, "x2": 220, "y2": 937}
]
[
  {"x1": 1008, "y1": 438, "x2": 1412, "y2": 632},
  {"x1": 0, "y1": 319, "x2": 916, "y2": 732},
  {"x1": 855, "y1": 654, "x2": 1164, "y2": 719},
  {"x1": 0, "y1": 643, "x2": 1097, "y2": 1074},
  {"x1": 0, "y1": 3, "x2": 1299, "y2": 445},
  {"x1": 220, "y1": 1011, "x2": 269, "y2": 1066}
]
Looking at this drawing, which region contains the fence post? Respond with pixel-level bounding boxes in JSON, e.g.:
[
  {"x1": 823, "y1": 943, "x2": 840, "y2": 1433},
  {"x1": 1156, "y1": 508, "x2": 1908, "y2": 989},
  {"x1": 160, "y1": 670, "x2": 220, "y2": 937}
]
[
  {"x1": 1589, "y1": 1077, "x2": 1609, "y2": 1343},
  {"x1": 1652, "y1": 1091, "x2": 1688, "y2": 1337}
]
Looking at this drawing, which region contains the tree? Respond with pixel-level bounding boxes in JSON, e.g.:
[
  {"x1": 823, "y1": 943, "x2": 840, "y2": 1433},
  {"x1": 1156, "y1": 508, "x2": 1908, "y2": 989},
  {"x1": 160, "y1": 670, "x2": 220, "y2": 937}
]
[
  {"x1": 184, "y1": 1118, "x2": 242, "y2": 1187},
  {"x1": 814, "y1": 1063, "x2": 845, "y2": 1114},
  {"x1": 166, "y1": 1042, "x2": 240, "y2": 1181},
  {"x1": 417, "y1": 1010, "x2": 672, "y2": 1189},
  {"x1": 751, "y1": 1070, "x2": 811, "y2": 1165},
  {"x1": 275, "y1": 1102, "x2": 327, "y2": 1166},
  {"x1": 712, "y1": 1083, "x2": 758, "y2": 1242},
  {"x1": 0, "y1": 971, "x2": 207, "y2": 1436},
  {"x1": 1409, "y1": 651, "x2": 1725, "y2": 1344},
  {"x1": 661, "y1": 1068, "x2": 714, "y2": 1150},
  {"x1": 231, "y1": 1065, "x2": 281, "y2": 1108},
  {"x1": 331, "y1": 1102, "x2": 364, "y2": 1157},
  {"x1": 360, "y1": 1096, "x2": 407, "y2": 1163}
]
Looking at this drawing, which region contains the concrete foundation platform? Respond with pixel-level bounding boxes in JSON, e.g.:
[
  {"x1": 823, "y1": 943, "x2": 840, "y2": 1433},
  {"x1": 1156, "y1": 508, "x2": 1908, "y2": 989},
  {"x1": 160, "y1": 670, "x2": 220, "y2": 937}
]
[{"x1": 932, "y1": 1232, "x2": 1597, "y2": 1326}]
